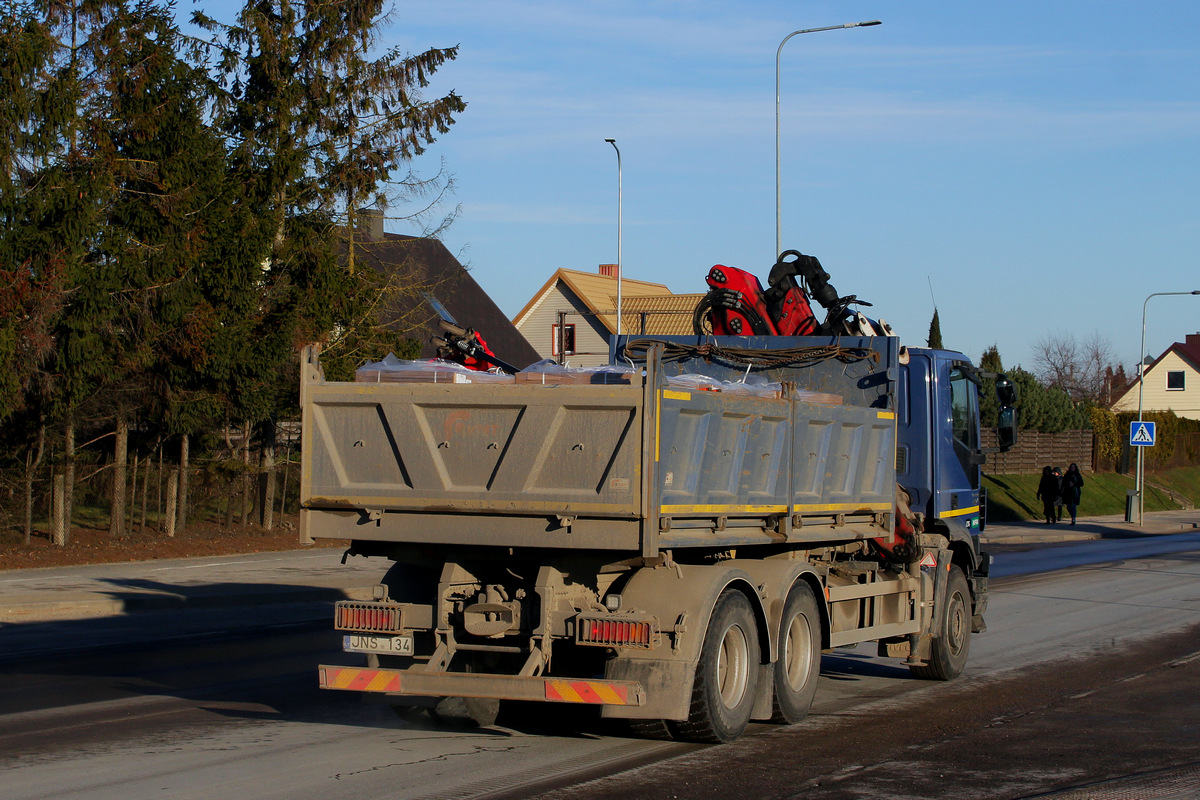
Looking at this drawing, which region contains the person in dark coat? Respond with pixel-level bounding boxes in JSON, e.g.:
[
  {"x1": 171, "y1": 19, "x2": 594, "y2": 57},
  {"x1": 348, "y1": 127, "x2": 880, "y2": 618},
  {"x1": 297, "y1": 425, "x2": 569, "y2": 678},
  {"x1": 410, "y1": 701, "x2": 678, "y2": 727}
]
[
  {"x1": 1052, "y1": 466, "x2": 1065, "y2": 521},
  {"x1": 1061, "y1": 463, "x2": 1085, "y2": 524},
  {"x1": 1035, "y1": 465, "x2": 1059, "y2": 524}
]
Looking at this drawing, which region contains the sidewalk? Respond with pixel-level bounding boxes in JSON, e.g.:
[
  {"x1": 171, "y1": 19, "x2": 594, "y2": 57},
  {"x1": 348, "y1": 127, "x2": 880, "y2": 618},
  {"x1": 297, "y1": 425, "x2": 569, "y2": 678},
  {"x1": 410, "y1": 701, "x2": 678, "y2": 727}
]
[
  {"x1": 979, "y1": 509, "x2": 1200, "y2": 546},
  {"x1": 1, "y1": 511, "x2": 1198, "y2": 628},
  {"x1": 0, "y1": 547, "x2": 382, "y2": 625}
]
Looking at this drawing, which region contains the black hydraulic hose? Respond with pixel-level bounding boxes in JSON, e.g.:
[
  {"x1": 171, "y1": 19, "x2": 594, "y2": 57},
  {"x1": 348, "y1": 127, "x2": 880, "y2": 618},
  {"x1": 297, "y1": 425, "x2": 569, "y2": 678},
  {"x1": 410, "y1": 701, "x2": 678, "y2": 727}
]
[{"x1": 621, "y1": 338, "x2": 879, "y2": 370}]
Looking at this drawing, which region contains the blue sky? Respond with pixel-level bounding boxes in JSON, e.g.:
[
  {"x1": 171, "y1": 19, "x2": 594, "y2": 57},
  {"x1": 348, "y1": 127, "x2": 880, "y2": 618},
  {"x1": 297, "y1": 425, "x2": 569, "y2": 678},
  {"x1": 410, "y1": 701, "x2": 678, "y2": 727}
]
[{"x1": 202, "y1": 1, "x2": 1200, "y2": 371}]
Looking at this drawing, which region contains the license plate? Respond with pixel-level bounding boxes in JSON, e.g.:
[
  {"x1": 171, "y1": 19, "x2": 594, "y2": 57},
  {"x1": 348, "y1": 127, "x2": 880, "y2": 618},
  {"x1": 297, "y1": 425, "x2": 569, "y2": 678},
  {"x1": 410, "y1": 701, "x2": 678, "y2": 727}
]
[{"x1": 343, "y1": 634, "x2": 414, "y2": 655}]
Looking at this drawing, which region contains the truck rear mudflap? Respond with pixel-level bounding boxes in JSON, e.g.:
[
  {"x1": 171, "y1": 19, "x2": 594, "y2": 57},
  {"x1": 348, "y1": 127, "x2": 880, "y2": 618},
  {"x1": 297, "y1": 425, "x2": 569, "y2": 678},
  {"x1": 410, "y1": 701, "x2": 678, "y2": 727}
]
[{"x1": 318, "y1": 665, "x2": 646, "y2": 708}]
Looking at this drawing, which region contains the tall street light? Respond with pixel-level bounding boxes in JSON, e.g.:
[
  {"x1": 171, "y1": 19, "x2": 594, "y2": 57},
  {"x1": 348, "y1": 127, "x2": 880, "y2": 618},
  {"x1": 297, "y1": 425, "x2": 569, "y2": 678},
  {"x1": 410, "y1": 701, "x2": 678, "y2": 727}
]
[
  {"x1": 776, "y1": 20, "x2": 880, "y2": 260},
  {"x1": 1135, "y1": 289, "x2": 1200, "y2": 525},
  {"x1": 605, "y1": 138, "x2": 623, "y2": 338}
]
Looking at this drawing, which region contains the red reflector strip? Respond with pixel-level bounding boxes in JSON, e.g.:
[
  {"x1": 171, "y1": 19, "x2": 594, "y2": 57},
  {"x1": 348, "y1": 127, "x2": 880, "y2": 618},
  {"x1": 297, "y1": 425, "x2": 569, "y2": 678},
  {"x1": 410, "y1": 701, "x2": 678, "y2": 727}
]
[
  {"x1": 544, "y1": 679, "x2": 629, "y2": 705},
  {"x1": 320, "y1": 667, "x2": 402, "y2": 693},
  {"x1": 577, "y1": 617, "x2": 656, "y2": 649},
  {"x1": 334, "y1": 602, "x2": 403, "y2": 633}
]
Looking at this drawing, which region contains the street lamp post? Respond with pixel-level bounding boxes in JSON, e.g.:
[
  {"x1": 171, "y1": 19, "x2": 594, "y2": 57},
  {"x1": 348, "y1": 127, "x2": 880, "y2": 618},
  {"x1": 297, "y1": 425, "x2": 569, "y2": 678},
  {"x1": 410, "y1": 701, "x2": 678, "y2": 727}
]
[
  {"x1": 604, "y1": 138, "x2": 623, "y2": 338},
  {"x1": 1135, "y1": 290, "x2": 1200, "y2": 525},
  {"x1": 776, "y1": 20, "x2": 880, "y2": 260}
]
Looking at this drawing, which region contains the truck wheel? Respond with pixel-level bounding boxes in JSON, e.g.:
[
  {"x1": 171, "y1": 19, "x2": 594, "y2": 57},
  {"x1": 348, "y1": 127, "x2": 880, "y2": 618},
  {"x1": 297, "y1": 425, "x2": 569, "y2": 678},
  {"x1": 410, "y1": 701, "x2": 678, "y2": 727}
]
[
  {"x1": 429, "y1": 695, "x2": 500, "y2": 728},
  {"x1": 770, "y1": 581, "x2": 822, "y2": 724},
  {"x1": 426, "y1": 658, "x2": 501, "y2": 728},
  {"x1": 669, "y1": 590, "x2": 760, "y2": 743},
  {"x1": 627, "y1": 718, "x2": 673, "y2": 740},
  {"x1": 910, "y1": 565, "x2": 970, "y2": 681}
]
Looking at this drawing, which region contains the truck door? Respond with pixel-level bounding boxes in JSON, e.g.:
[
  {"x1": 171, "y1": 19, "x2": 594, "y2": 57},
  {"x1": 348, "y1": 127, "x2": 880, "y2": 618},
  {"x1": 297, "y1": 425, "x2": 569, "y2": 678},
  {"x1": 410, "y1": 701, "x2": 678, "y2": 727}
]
[{"x1": 934, "y1": 359, "x2": 982, "y2": 523}]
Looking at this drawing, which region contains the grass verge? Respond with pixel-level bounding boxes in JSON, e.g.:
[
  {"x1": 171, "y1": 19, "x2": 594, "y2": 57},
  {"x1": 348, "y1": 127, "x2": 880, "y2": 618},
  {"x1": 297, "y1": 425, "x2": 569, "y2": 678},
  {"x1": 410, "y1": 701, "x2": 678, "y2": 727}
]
[{"x1": 983, "y1": 468, "x2": 1197, "y2": 523}]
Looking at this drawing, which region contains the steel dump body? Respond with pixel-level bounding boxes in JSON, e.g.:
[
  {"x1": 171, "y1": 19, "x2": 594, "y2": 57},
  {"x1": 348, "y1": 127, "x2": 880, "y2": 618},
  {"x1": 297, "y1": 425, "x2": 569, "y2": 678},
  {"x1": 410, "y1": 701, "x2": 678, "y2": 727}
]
[{"x1": 300, "y1": 335, "x2": 901, "y2": 551}]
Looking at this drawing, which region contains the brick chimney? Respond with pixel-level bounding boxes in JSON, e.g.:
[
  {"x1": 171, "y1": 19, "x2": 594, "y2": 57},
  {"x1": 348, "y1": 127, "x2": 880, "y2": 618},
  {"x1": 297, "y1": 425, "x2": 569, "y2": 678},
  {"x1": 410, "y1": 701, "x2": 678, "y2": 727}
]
[
  {"x1": 1187, "y1": 332, "x2": 1200, "y2": 348},
  {"x1": 599, "y1": 263, "x2": 620, "y2": 279}
]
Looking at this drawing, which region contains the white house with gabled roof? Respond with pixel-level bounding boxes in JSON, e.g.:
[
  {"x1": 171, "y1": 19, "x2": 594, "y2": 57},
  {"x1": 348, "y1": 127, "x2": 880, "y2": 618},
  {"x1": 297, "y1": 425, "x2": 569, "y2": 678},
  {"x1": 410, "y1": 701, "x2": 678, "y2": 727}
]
[{"x1": 1111, "y1": 332, "x2": 1200, "y2": 420}]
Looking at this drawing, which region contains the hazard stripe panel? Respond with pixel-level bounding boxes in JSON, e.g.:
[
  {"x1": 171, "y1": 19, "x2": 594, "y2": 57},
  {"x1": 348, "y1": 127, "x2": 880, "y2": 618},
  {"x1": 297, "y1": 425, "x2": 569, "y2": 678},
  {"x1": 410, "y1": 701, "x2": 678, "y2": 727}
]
[
  {"x1": 319, "y1": 666, "x2": 639, "y2": 706},
  {"x1": 544, "y1": 679, "x2": 629, "y2": 705},
  {"x1": 320, "y1": 666, "x2": 401, "y2": 693}
]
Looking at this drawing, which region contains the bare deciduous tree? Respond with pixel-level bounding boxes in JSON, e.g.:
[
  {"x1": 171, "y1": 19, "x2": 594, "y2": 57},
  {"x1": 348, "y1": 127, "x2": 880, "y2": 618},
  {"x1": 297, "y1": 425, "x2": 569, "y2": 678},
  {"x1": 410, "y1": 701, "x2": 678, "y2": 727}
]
[{"x1": 1031, "y1": 331, "x2": 1118, "y2": 403}]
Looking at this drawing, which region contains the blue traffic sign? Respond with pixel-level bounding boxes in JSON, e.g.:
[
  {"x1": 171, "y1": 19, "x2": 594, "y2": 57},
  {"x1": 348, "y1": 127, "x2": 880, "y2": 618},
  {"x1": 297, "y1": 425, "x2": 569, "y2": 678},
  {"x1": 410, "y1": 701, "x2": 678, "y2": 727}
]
[{"x1": 1130, "y1": 421, "x2": 1156, "y2": 446}]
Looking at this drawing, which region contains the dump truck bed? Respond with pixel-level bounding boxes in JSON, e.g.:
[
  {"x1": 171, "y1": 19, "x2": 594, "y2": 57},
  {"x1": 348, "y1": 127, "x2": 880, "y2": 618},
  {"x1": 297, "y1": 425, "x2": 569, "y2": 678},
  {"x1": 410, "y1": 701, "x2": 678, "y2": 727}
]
[{"x1": 300, "y1": 336, "x2": 901, "y2": 554}]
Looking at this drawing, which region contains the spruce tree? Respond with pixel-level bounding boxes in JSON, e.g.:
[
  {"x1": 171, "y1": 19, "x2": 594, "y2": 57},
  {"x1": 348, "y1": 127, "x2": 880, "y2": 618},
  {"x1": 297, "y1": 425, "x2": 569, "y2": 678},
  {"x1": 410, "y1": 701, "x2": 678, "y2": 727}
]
[
  {"x1": 978, "y1": 345, "x2": 1004, "y2": 428},
  {"x1": 92, "y1": 0, "x2": 238, "y2": 533},
  {"x1": 0, "y1": 4, "x2": 66, "y2": 420},
  {"x1": 926, "y1": 309, "x2": 944, "y2": 350},
  {"x1": 979, "y1": 344, "x2": 1003, "y2": 374},
  {"x1": 192, "y1": 1, "x2": 465, "y2": 525},
  {"x1": 194, "y1": 1, "x2": 466, "y2": 374},
  {"x1": 1007, "y1": 368, "x2": 1089, "y2": 433},
  {"x1": 20, "y1": 0, "x2": 124, "y2": 541}
]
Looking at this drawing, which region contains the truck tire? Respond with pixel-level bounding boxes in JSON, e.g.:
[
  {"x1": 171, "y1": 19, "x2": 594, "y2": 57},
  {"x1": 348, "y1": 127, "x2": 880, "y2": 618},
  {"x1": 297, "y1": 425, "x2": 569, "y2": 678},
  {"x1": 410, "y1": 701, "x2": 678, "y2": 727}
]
[
  {"x1": 430, "y1": 695, "x2": 500, "y2": 728},
  {"x1": 669, "y1": 590, "x2": 760, "y2": 743},
  {"x1": 424, "y1": 655, "x2": 502, "y2": 728},
  {"x1": 910, "y1": 565, "x2": 970, "y2": 681},
  {"x1": 627, "y1": 718, "x2": 673, "y2": 740},
  {"x1": 770, "y1": 581, "x2": 822, "y2": 724}
]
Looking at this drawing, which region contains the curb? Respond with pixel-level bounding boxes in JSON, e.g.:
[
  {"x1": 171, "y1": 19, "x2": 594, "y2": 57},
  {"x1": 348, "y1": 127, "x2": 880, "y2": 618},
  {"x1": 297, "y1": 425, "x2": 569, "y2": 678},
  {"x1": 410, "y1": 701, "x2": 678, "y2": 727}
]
[
  {"x1": 980, "y1": 531, "x2": 1103, "y2": 545},
  {"x1": 0, "y1": 584, "x2": 376, "y2": 624},
  {"x1": 979, "y1": 515, "x2": 1200, "y2": 547}
]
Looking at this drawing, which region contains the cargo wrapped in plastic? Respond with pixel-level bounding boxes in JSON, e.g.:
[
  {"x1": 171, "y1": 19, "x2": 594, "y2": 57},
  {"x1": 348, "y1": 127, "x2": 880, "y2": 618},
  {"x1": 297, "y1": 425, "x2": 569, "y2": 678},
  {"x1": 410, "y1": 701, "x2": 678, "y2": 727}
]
[
  {"x1": 355, "y1": 354, "x2": 514, "y2": 384},
  {"x1": 515, "y1": 359, "x2": 638, "y2": 385},
  {"x1": 665, "y1": 372, "x2": 785, "y2": 399}
]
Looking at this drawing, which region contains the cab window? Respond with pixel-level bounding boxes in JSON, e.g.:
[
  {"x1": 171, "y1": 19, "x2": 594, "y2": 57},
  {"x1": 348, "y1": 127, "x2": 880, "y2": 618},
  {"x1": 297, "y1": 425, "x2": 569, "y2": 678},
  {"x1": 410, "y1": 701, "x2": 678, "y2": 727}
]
[{"x1": 949, "y1": 366, "x2": 978, "y2": 451}]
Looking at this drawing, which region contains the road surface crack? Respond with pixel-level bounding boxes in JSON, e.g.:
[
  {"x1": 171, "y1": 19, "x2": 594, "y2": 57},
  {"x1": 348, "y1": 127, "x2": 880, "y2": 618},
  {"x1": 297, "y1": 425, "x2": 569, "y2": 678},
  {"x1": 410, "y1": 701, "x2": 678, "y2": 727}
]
[{"x1": 333, "y1": 744, "x2": 525, "y2": 780}]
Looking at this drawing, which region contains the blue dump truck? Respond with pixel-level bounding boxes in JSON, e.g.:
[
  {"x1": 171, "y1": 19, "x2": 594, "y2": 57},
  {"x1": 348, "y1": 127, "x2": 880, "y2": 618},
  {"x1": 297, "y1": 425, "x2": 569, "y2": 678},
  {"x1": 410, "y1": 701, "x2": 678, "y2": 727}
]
[{"x1": 300, "y1": 333, "x2": 1016, "y2": 742}]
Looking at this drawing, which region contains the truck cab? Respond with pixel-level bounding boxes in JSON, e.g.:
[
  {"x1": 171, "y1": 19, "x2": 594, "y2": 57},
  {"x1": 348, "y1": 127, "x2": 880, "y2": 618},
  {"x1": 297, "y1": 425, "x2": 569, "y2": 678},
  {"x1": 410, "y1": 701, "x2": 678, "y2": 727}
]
[{"x1": 897, "y1": 347, "x2": 1017, "y2": 626}]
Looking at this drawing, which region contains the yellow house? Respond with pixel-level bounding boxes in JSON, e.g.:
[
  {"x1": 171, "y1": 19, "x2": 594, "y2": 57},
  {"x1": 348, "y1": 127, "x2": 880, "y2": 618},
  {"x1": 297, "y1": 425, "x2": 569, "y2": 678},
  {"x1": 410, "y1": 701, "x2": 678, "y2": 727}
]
[
  {"x1": 1111, "y1": 333, "x2": 1200, "y2": 420},
  {"x1": 512, "y1": 265, "x2": 702, "y2": 367}
]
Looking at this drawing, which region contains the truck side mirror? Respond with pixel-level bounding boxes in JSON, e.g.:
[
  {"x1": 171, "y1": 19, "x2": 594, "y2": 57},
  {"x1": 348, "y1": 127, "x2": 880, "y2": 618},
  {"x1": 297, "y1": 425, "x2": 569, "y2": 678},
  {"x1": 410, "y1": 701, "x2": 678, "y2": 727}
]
[
  {"x1": 996, "y1": 406, "x2": 1017, "y2": 451},
  {"x1": 995, "y1": 374, "x2": 1017, "y2": 407}
]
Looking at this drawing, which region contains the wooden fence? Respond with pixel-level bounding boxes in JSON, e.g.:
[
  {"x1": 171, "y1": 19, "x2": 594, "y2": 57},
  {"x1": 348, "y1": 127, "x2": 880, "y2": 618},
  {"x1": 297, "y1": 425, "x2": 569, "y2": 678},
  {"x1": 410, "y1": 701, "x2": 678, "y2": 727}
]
[
  {"x1": 982, "y1": 429, "x2": 1095, "y2": 474},
  {"x1": 984, "y1": 429, "x2": 1200, "y2": 475}
]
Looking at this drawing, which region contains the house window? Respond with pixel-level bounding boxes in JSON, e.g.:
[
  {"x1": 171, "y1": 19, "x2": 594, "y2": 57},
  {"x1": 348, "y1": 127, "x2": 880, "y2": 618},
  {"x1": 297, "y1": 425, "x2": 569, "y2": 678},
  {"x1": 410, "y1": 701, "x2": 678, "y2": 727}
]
[
  {"x1": 1166, "y1": 370, "x2": 1185, "y2": 391},
  {"x1": 551, "y1": 324, "x2": 576, "y2": 356}
]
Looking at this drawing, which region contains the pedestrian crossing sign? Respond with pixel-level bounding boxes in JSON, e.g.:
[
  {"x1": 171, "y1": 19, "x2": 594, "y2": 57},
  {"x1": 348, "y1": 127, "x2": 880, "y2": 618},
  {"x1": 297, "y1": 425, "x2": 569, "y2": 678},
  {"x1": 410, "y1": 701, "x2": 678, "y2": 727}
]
[{"x1": 1130, "y1": 421, "x2": 1156, "y2": 446}]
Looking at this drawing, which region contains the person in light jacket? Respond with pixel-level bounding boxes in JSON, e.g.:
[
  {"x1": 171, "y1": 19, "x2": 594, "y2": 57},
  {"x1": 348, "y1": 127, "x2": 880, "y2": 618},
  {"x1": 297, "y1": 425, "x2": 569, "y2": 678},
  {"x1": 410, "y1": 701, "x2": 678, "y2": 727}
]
[{"x1": 1060, "y1": 463, "x2": 1085, "y2": 525}]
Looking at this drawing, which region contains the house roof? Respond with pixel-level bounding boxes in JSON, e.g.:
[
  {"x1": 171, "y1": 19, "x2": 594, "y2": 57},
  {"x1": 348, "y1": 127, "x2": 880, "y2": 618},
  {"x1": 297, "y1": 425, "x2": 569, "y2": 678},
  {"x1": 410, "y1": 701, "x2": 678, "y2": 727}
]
[
  {"x1": 1175, "y1": 333, "x2": 1200, "y2": 372},
  {"x1": 513, "y1": 269, "x2": 675, "y2": 335},
  {"x1": 618, "y1": 294, "x2": 706, "y2": 335},
  {"x1": 355, "y1": 233, "x2": 541, "y2": 369},
  {"x1": 1111, "y1": 332, "x2": 1200, "y2": 409}
]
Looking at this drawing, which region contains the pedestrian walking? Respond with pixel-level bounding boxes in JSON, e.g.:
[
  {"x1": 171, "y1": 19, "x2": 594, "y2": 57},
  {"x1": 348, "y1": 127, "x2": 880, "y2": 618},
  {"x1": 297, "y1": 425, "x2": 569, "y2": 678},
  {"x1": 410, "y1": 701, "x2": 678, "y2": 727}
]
[
  {"x1": 1036, "y1": 465, "x2": 1059, "y2": 525},
  {"x1": 1052, "y1": 466, "x2": 1065, "y2": 522},
  {"x1": 1061, "y1": 463, "x2": 1085, "y2": 525}
]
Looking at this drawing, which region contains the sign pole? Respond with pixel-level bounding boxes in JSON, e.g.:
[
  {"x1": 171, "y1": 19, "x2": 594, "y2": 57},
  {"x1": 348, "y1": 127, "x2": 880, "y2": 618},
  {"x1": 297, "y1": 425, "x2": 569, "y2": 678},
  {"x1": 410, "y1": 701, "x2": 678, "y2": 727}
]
[
  {"x1": 1130, "y1": 419, "x2": 1156, "y2": 524},
  {"x1": 1135, "y1": 290, "x2": 1200, "y2": 526}
]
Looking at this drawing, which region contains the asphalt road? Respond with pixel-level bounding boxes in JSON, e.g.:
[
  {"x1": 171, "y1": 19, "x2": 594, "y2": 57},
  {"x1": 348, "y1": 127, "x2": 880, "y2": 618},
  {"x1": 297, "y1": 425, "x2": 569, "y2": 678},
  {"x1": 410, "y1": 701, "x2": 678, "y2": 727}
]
[{"x1": 2, "y1": 534, "x2": 1199, "y2": 800}]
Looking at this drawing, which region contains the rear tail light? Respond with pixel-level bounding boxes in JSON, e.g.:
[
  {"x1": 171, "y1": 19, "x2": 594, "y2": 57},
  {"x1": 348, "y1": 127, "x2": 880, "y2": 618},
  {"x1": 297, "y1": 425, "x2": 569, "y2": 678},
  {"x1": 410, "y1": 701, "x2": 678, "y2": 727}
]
[
  {"x1": 576, "y1": 616, "x2": 659, "y2": 650},
  {"x1": 335, "y1": 601, "x2": 404, "y2": 633}
]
